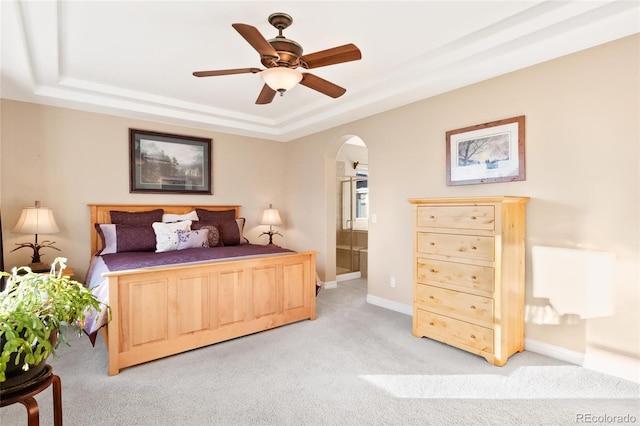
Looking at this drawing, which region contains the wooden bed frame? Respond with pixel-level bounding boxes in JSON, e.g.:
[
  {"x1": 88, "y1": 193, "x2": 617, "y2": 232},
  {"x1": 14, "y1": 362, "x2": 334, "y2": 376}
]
[{"x1": 89, "y1": 204, "x2": 317, "y2": 376}]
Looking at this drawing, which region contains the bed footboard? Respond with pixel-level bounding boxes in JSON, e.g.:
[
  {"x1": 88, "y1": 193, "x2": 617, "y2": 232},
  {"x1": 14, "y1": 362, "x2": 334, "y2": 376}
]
[{"x1": 105, "y1": 251, "x2": 316, "y2": 375}]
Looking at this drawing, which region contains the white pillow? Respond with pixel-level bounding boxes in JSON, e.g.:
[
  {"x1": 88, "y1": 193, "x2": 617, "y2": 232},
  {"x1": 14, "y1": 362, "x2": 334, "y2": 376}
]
[
  {"x1": 162, "y1": 211, "x2": 199, "y2": 223},
  {"x1": 97, "y1": 224, "x2": 117, "y2": 254},
  {"x1": 152, "y1": 220, "x2": 192, "y2": 252},
  {"x1": 176, "y1": 229, "x2": 210, "y2": 250}
]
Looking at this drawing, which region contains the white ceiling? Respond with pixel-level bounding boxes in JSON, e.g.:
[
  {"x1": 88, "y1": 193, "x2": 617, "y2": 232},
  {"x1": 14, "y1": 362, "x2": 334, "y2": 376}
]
[{"x1": 2, "y1": 1, "x2": 638, "y2": 142}]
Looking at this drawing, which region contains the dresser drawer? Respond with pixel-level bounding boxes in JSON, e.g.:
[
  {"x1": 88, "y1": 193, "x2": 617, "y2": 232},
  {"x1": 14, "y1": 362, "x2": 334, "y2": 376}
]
[
  {"x1": 417, "y1": 232, "x2": 494, "y2": 261},
  {"x1": 416, "y1": 309, "x2": 494, "y2": 353},
  {"x1": 417, "y1": 258, "x2": 494, "y2": 292},
  {"x1": 417, "y1": 205, "x2": 495, "y2": 230},
  {"x1": 416, "y1": 284, "x2": 494, "y2": 323}
]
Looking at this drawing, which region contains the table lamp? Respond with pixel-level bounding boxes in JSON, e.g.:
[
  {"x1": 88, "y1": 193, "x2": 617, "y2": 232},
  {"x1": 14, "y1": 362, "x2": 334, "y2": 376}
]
[
  {"x1": 260, "y1": 204, "x2": 282, "y2": 245},
  {"x1": 11, "y1": 201, "x2": 60, "y2": 272}
]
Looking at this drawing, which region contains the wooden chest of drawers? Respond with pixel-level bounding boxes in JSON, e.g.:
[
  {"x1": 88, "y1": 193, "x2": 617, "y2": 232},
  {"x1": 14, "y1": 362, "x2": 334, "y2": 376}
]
[{"x1": 408, "y1": 196, "x2": 529, "y2": 366}]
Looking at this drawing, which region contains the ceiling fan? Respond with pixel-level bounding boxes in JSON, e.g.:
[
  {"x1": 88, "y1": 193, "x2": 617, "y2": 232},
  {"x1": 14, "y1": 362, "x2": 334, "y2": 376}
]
[{"x1": 192, "y1": 12, "x2": 362, "y2": 105}]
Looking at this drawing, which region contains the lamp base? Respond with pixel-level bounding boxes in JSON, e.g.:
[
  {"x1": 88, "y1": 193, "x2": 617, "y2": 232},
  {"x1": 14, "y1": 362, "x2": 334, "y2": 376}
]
[
  {"x1": 260, "y1": 231, "x2": 282, "y2": 246},
  {"x1": 28, "y1": 262, "x2": 50, "y2": 273}
]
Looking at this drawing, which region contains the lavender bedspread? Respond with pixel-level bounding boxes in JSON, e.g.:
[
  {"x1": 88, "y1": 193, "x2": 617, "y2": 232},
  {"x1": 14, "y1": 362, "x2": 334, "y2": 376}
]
[
  {"x1": 101, "y1": 244, "x2": 293, "y2": 271},
  {"x1": 83, "y1": 245, "x2": 294, "y2": 344}
]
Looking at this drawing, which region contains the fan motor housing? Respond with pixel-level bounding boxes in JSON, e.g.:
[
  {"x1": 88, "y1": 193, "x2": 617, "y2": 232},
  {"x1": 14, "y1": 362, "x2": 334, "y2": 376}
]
[{"x1": 263, "y1": 37, "x2": 303, "y2": 68}]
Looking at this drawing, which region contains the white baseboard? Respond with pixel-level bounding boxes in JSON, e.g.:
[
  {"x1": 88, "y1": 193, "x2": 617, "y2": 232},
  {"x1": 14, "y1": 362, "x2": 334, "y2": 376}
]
[
  {"x1": 323, "y1": 272, "x2": 360, "y2": 289},
  {"x1": 525, "y1": 338, "x2": 640, "y2": 383},
  {"x1": 337, "y1": 271, "x2": 361, "y2": 282},
  {"x1": 524, "y1": 338, "x2": 585, "y2": 365},
  {"x1": 323, "y1": 280, "x2": 337, "y2": 289},
  {"x1": 366, "y1": 294, "x2": 413, "y2": 316},
  {"x1": 583, "y1": 346, "x2": 640, "y2": 384}
]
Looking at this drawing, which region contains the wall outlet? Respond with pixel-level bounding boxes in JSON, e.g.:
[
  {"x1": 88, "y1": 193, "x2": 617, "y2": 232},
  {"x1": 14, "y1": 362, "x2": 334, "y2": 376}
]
[{"x1": 390, "y1": 276, "x2": 396, "y2": 288}]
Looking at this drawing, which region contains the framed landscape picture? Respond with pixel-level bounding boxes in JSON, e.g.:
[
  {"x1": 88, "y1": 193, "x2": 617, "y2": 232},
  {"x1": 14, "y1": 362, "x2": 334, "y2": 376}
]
[
  {"x1": 129, "y1": 129, "x2": 212, "y2": 194},
  {"x1": 446, "y1": 116, "x2": 525, "y2": 186}
]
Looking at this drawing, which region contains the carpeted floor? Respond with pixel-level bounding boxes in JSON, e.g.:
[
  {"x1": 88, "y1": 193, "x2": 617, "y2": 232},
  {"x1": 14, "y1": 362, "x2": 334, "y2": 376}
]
[{"x1": 1, "y1": 278, "x2": 638, "y2": 425}]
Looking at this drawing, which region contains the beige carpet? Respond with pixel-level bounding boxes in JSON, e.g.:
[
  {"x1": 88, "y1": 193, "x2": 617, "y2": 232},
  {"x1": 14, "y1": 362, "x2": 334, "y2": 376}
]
[{"x1": 1, "y1": 278, "x2": 638, "y2": 425}]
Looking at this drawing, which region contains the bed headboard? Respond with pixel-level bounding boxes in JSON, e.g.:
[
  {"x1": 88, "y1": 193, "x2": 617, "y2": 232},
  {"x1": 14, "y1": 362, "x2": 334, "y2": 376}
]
[{"x1": 88, "y1": 204, "x2": 240, "y2": 256}]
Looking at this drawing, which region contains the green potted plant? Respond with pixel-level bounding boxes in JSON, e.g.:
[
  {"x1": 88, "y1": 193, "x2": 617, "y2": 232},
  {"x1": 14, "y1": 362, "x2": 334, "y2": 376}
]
[{"x1": 0, "y1": 257, "x2": 106, "y2": 391}]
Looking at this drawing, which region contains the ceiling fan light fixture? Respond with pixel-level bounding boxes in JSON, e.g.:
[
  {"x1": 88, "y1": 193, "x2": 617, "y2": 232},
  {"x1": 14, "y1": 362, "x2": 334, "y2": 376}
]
[
  {"x1": 193, "y1": 13, "x2": 361, "y2": 104},
  {"x1": 261, "y1": 67, "x2": 302, "y2": 94}
]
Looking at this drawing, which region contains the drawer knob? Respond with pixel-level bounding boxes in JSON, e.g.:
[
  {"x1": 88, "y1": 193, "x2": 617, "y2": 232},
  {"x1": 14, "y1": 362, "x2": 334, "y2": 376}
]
[
  {"x1": 470, "y1": 334, "x2": 476, "y2": 339},
  {"x1": 430, "y1": 215, "x2": 435, "y2": 219},
  {"x1": 430, "y1": 269, "x2": 437, "y2": 273},
  {"x1": 429, "y1": 295, "x2": 434, "y2": 299},
  {"x1": 430, "y1": 242, "x2": 436, "y2": 246},
  {"x1": 470, "y1": 305, "x2": 477, "y2": 310},
  {"x1": 471, "y1": 275, "x2": 477, "y2": 280},
  {"x1": 471, "y1": 216, "x2": 477, "y2": 220},
  {"x1": 471, "y1": 246, "x2": 477, "y2": 250},
  {"x1": 429, "y1": 322, "x2": 434, "y2": 326}
]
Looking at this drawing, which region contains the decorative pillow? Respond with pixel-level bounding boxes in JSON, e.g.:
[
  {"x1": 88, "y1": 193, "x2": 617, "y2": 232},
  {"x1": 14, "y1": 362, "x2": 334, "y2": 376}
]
[
  {"x1": 110, "y1": 209, "x2": 163, "y2": 225},
  {"x1": 162, "y1": 211, "x2": 199, "y2": 223},
  {"x1": 95, "y1": 224, "x2": 117, "y2": 255},
  {"x1": 176, "y1": 229, "x2": 209, "y2": 250},
  {"x1": 95, "y1": 224, "x2": 157, "y2": 254},
  {"x1": 194, "y1": 220, "x2": 239, "y2": 246},
  {"x1": 193, "y1": 224, "x2": 222, "y2": 247},
  {"x1": 152, "y1": 220, "x2": 192, "y2": 252},
  {"x1": 236, "y1": 218, "x2": 249, "y2": 244},
  {"x1": 193, "y1": 209, "x2": 240, "y2": 245},
  {"x1": 195, "y1": 208, "x2": 236, "y2": 222}
]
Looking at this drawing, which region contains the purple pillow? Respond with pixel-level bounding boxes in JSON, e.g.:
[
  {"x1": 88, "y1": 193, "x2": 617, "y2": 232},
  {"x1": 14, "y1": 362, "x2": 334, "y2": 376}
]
[
  {"x1": 95, "y1": 223, "x2": 157, "y2": 254},
  {"x1": 194, "y1": 220, "x2": 239, "y2": 246},
  {"x1": 194, "y1": 209, "x2": 240, "y2": 245},
  {"x1": 195, "y1": 208, "x2": 236, "y2": 222},
  {"x1": 110, "y1": 209, "x2": 164, "y2": 225}
]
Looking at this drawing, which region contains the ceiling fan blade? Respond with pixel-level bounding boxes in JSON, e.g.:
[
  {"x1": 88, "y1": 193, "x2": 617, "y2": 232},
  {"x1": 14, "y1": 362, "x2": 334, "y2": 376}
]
[
  {"x1": 232, "y1": 23, "x2": 279, "y2": 58},
  {"x1": 256, "y1": 84, "x2": 277, "y2": 104},
  {"x1": 193, "y1": 68, "x2": 261, "y2": 77},
  {"x1": 300, "y1": 44, "x2": 362, "y2": 69},
  {"x1": 300, "y1": 73, "x2": 346, "y2": 98}
]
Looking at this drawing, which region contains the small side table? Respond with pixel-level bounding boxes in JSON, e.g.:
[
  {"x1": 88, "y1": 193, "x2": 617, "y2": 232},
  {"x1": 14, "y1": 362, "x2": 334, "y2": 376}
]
[
  {"x1": 17, "y1": 267, "x2": 74, "y2": 278},
  {"x1": 40, "y1": 267, "x2": 75, "y2": 279},
  {"x1": 60, "y1": 267, "x2": 74, "y2": 278},
  {"x1": 0, "y1": 365, "x2": 63, "y2": 426}
]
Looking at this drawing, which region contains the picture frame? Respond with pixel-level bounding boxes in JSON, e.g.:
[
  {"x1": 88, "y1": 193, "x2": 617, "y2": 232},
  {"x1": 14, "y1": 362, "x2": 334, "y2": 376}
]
[
  {"x1": 129, "y1": 129, "x2": 212, "y2": 194},
  {"x1": 446, "y1": 116, "x2": 525, "y2": 186}
]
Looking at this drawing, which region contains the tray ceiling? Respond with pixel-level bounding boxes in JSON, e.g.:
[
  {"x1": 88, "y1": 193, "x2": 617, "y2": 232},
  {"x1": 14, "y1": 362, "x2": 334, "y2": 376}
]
[{"x1": 2, "y1": 1, "x2": 638, "y2": 141}]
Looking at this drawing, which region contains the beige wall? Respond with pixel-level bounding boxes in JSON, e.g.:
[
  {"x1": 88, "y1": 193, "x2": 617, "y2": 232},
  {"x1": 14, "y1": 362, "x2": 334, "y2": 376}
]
[
  {"x1": 286, "y1": 34, "x2": 639, "y2": 357},
  {"x1": 0, "y1": 102, "x2": 288, "y2": 276},
  {"x1": 1, "y1": 35, "x2": 638, "y2": 360}
]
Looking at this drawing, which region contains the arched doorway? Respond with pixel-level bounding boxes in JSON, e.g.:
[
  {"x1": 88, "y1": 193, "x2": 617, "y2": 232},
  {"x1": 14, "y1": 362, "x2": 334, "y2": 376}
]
[{"x1": 335, "y1": 136, "x2": 368, "y2": 281}]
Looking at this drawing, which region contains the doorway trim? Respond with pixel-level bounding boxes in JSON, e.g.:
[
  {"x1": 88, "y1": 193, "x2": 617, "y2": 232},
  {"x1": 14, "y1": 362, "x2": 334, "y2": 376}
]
[{"x1": 324, "y1": 133, "x2": 367, "y2": 288}]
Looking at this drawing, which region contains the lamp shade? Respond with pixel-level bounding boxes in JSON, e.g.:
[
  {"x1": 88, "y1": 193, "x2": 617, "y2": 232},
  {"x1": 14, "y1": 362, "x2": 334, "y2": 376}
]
[
  {"x1": 261, "y1": 67, "x2": 302, "y2": 92},
  {"x1": 261, "y1": 207, "x2": 282, "y2": 226},
  {"x1": 13, "y1": 206, "x2": 60, "y2": 235}
]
